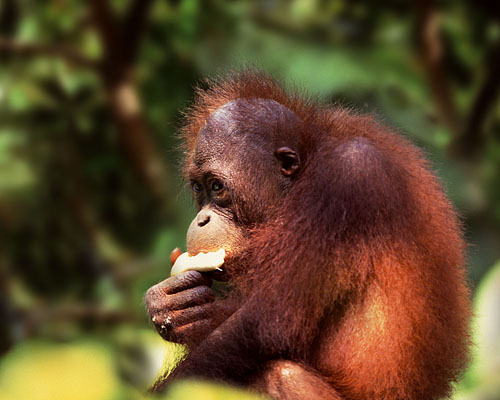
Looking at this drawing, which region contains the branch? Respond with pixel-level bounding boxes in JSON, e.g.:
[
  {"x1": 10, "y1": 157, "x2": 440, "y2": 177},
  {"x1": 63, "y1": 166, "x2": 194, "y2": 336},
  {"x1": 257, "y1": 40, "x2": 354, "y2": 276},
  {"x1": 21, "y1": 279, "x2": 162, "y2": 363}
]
[
  {"x1": 23, "y1": 305, "x2": 136, "y2": 335},
  {"x1": 416, "y1": 0, "x2": 460, "y2": 134},
  {"x1": 452, "y1": 39, "x2": 500, "y2": 156},
  {"x1": 122, "y1": 0, "x2": 155, "y2": 64},
  {"x1": 0, "y1": 37, "x2": 97, "y2": 69},
  {"x1": 88, "y1": 0, "x2": 173, "y2": 212},
  {"x1": 88, "y1": 0, "x2": 120, "y2": 59}
]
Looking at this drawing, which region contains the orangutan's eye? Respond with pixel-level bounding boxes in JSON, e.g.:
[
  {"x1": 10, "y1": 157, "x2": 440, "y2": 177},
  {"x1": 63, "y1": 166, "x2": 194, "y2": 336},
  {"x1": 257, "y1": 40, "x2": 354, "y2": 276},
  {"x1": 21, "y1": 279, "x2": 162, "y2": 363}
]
[
  {"x1": 211, "y1": 181, "x2": 224, "y2": 192},
  {"x1": 192, "y1": 182, "x2": 203, "y2": 193}
]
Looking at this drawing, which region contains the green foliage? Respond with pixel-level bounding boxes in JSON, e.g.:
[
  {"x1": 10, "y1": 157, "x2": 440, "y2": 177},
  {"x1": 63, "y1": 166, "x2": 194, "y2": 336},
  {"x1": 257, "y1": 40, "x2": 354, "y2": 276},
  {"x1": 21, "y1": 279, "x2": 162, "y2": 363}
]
[
  {"x1": 163, "y1": 380, "x2": 267, "y2": 400},
  {"x1": 0, "y1": 340, "x2": 124, "y2": 400},
  {"x1": 0, "y1": 0, "x2": 500, "y2": 398},
  {"x1": 453, "y1": 260, "x2": 500, "y2": 399}
]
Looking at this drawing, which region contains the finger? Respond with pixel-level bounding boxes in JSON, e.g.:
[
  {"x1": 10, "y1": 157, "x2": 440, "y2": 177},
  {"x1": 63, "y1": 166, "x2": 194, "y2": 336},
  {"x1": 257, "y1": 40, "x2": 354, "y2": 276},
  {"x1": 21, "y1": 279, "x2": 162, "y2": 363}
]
[
  {"x1": 170, "y1": 248, "x2": 182, "y2": 266},
  {"x1": 158, "y1": 270, "x2": 212, "y2": 295},
  {"x1": 148, "y1": 286, "x2": 215, "y2": 319},
  {"x1": 153, "y1": 317, "x2": 175, "y2": 342},
  {"x1": 149, "y1": 303, "x2": 216, "y2": 330},
  {"x1": 168, "y1": 285, "x2": 215, "y2": 310},
  {"x1": 171, "y1": 303, "x2": 218, "y2": 326},
  {"x1": 145, "y1": 276, "x2": 211, "y2": 314}
]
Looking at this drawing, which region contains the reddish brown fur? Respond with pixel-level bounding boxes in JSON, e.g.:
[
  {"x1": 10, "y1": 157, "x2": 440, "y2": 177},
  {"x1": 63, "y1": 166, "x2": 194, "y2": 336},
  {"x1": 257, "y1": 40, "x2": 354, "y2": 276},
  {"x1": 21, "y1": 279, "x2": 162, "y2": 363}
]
[{"x1": 159, "y1": 71, "x2": 471, "y2": 399}]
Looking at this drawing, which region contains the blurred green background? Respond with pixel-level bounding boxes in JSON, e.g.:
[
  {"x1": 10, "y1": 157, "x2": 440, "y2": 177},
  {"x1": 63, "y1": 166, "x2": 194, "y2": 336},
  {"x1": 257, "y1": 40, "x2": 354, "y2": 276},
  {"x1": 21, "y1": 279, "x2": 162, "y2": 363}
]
[{"x1": 1, "y1": 0, "x2": 500, "y2": 399}]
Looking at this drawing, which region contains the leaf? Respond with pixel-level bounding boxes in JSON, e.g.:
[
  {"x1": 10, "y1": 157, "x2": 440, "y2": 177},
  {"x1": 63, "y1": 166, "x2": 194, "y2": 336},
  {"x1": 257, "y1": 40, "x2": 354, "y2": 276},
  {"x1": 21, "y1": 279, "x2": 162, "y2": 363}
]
[{"x1": 0, "y1": 341, "x2": 122, "y2": 400}]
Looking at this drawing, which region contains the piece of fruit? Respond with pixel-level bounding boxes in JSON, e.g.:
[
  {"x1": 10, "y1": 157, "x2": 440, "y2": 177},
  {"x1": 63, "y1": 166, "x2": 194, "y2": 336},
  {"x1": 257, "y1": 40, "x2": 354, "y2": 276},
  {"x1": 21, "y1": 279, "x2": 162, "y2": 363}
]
[
  {"x1": 170, "y1": 248, "x2": 183, "y2": 266},
  {"x1": 170, "y1": 248, "x2": 226, "y2": 277}
]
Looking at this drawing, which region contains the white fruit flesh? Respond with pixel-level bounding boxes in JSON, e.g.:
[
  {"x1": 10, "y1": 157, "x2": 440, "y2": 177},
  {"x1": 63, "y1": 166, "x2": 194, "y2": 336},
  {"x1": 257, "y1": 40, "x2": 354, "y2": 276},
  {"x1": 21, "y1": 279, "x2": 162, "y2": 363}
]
[{"x1": 170, "y1": 248, "x2": 226, "y2": 277}]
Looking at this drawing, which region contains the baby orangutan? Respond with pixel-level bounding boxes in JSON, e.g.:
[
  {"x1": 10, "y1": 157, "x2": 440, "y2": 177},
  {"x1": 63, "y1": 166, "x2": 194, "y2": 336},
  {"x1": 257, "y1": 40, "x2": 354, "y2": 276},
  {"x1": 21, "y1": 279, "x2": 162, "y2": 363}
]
[{"x1": 145, "y1": 71, "x2": 471, "y2": 400}]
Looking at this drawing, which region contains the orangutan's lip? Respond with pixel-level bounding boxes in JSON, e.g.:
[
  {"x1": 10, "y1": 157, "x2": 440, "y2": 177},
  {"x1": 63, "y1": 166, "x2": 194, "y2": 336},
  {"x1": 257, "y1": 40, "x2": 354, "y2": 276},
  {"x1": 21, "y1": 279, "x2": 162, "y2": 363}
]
[{"x1": 170, "y1": 248, "x2": 226, "y2": 277}]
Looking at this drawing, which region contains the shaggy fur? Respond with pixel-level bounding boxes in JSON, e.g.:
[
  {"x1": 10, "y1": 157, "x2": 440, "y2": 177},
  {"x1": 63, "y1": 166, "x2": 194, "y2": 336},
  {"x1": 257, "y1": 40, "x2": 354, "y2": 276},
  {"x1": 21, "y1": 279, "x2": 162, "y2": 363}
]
[{"x1": 154, "y1": 71, "x2": 471, "y2": 399}]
